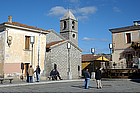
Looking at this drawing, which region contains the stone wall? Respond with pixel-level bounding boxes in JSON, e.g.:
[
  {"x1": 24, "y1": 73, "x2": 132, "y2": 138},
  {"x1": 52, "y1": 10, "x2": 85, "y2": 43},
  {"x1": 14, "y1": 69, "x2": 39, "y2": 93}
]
[{"x1": 45, "y1": 42, "x2": 81, "y2": 79}]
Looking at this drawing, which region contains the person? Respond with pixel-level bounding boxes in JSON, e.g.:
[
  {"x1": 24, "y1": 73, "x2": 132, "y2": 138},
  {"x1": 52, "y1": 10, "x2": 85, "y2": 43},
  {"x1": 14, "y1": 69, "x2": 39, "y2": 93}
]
[
  {"x1": 83, "y1": 69, "x2": 90, "y2": 89},
  {"x1": 55, "y1": 69, "x2": 63, "y2": 80},
  {"x1": 95, "y1": 67, "x2": 102, "y2": 89},
  {"x1": 28, "y1": 65, "x2": 34, "y2": 83},
  {"x1": 50, "y1": 68, "x2": 62, "y2": 80},
  {"x1": 34, "y1": 65, "x2": 41, "y2": 82}
]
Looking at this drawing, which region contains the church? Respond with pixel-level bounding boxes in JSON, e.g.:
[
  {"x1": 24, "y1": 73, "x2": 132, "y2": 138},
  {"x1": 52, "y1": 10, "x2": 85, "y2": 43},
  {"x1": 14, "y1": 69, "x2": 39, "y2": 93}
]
[{"x1": 0, "y1": 10, "x2": 82, "y2": 80}]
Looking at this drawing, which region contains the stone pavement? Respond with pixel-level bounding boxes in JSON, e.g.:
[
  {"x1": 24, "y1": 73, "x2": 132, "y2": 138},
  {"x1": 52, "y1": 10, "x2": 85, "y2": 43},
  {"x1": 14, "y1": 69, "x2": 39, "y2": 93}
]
[{"x1": 0, "y1": 77, "x2": 139, "y2": 93}]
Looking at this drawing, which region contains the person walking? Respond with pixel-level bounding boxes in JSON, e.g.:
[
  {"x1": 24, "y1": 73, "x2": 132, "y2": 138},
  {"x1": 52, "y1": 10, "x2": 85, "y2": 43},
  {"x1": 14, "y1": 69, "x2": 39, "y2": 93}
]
[
  {"x1": 34, "y1": 65, "x2": 41, "y2": 82},
  {"x1": 83, "y1": 69, "x2": 90, "y2": 89},
  {"x1": 28, "y1": 65, "x2": 34, "y2": 83},
  {"x1": 95, "y1": 67, "x2": 102, "y2": 89}
]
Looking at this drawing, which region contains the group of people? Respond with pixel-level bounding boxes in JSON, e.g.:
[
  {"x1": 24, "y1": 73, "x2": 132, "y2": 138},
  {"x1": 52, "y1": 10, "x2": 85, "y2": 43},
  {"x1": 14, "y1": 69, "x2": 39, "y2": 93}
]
[
  {"x1": 27, "y1": 64, "x2": 101, "y2": 87},
  {"x1": 27, "y1": 65, "x2": 62, "y2": 83},
  {"x1": 84, "y1": 67, "x2": 102, "y2": 89},
  {"x1": 27, "y1": 65, "x2": 41, "y2": 83}
]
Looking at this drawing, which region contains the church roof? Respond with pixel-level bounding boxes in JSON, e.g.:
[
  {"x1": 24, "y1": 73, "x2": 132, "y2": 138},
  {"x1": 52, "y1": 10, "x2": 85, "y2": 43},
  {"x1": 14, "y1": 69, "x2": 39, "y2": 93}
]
[
  {"x1": 46, "y1": 40, "x2": 65, "y2": 48},
  {"x1": 61, "y1": 10, "x2": 76, "y2": 20}
]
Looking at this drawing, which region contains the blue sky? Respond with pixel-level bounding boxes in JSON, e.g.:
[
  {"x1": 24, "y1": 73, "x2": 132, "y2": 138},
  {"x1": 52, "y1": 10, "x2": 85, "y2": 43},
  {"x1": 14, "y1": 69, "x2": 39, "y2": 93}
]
[{"x1": 0, "y1": 0, "x2": 139, "y2": 54}]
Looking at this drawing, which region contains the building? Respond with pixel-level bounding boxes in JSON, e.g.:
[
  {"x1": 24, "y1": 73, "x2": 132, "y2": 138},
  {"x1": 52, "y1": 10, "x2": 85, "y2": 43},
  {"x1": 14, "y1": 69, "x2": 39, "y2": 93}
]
[
  {"x1": 109, "y1": 21, "x2": 140, "y2": 69},
  {"x1": 0, "y1": 11, "x2": 82, "y2": 80},
  {"x1": 82, "y1": 54, "x2": 109, "y2": 75},
  {"x1": 0, "y1": 16, "x2": 49, "y2": 78}
]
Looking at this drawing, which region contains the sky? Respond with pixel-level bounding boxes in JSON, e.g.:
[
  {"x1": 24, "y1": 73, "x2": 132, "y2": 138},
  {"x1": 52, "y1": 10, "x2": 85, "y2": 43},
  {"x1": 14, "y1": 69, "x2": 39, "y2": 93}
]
[{"x1": 0, "y1": 0, "x2": 140, "y2": 54}]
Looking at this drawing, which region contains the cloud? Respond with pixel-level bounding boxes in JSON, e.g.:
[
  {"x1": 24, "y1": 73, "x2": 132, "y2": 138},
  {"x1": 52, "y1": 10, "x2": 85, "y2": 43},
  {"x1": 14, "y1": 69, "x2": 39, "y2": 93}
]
[
  {"x1": 82, "y1": 37, "x2": 97, "y2": 41},
  {"x1": 47, "y1": 6, "x2": 97, "y2": 20},
  {"x1": 82, "y1": 37, "x2": 110, "y2": 42},
  {"x1": 47, "y1": 6, "x2": 67, "y2": 16},
  {"x1": 113, "y1": 7, "x2": 121, "y2": 12},
  {"x1": 77, "y1": 6, "x2": 97, "y2": 15}
]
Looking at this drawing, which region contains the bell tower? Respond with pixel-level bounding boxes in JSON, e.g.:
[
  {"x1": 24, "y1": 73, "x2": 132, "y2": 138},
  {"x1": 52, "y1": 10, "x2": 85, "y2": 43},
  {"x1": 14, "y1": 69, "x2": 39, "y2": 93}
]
[{"x1": 60, "y1": 10, "x2": 78, "y2": 46}]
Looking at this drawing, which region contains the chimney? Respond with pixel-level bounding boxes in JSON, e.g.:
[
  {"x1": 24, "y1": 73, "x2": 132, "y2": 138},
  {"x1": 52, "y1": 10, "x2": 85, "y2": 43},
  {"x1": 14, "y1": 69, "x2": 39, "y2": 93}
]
[{"x1": 8, "y1": 16, "x2": 12, "y2": 23}]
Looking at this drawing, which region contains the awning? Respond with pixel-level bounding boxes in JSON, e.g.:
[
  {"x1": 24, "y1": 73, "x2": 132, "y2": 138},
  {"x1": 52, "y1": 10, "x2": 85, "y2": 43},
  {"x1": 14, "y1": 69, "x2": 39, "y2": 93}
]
[
  {"x1": 82, "y1": 62, "x2": 90, "y2": 70},
  {"x1": 96, "y1": 56, "x2": 109, "y2": 61}
]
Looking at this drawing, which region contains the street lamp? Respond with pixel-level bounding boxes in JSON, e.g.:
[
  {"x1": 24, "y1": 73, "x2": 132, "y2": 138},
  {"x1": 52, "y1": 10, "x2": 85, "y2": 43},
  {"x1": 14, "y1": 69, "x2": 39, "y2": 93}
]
[
  {"x1": 91, "y1": 48, "x2": 95, "y2": 73},
  {"x1": 109, "y1": 43, "x2": 112, "y2": 54},
  {"x1": 91, "y1": 48, "x2": 95, "y2": 54},
  {"x1": 30, "y1": 36, "x2": 35, "y2": 65},
  {"x1": 67, "y1": 42, "x2": 72, "y2": 79},
  {"x1": 109, "y1": 43, "x2": 113, "y2": 62}
]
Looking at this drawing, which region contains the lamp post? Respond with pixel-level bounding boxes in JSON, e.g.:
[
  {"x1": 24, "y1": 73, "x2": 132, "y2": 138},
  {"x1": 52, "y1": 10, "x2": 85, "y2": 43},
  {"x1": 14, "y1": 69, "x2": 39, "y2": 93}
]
[
  {"x1": 91, "y1": 48, "x2": 95, "y2": 73},
  {"x1": 109, "y1": 43, "x2": 112, "y2": 55},
  {"x1": 30, "y1": 36, "x2": 35, "y2": 65},
  {"x1": 109, "y1": 44, "x2": 113, "y2": 68},
  {"x1": 91, "y1": 48, "x2": 95, "y2": 54},
  {"x1": 67, "y1": 42, "x2": 71, "y2": 79},
  {"x1": 38, "y1": 31, "x2": 42, "y2": 66}
]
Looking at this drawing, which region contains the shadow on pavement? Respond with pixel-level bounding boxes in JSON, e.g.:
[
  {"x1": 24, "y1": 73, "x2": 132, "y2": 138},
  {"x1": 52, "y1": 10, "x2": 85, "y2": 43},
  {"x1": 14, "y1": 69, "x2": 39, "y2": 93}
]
[
  {"x1": 71, "y1": 85, "x2": 96, "y2": 89},
  {"x1": 130, "y1": 79, "x2": 140, "y2": 83}
]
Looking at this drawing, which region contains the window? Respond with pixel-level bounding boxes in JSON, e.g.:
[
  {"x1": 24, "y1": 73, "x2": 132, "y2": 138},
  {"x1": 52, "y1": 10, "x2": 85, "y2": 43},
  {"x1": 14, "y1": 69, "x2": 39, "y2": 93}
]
[
  {"x1": 72, "y1": 21, "x2": 75, "y2": 29},
  {"x1": 72, "y1": 33, "x2": 76, "y2": 39},
  {"x1": 63, "y1": 21, "x2": 67, "y2": 30},
  {"x1": 126, "y1": 33, "x2": 131, "y2": 43},
  {"x1": 25, "y1": 36, "x2": 30, "y2": 50}
]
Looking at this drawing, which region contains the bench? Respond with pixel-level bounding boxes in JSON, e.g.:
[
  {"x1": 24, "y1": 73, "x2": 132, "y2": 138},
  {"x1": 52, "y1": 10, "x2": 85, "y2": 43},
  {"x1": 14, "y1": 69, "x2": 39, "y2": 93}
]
[{"x1": 0, "y1": 77, "x2": 14, "y2": 84}]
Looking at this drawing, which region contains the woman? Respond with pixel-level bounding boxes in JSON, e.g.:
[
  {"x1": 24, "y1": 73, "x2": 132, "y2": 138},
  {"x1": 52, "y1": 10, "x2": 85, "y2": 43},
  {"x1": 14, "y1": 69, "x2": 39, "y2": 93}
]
[{"x1": 28, "y1": 65, "x2": 34, "y2": 83}]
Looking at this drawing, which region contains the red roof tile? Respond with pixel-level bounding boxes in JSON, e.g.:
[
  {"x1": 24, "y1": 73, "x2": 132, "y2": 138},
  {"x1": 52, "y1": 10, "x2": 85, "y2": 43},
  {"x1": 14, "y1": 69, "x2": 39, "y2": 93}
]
[{"x1": 82, "y1": 54, "x2": 100, "y2": 61}]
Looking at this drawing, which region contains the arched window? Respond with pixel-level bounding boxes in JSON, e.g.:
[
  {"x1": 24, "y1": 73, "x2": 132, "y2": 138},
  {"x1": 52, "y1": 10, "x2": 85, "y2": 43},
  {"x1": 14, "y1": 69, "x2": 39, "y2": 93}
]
[
  {"x1": 63, "y1": 21, "x2": 67, "y2": 30},
  {"x1": 72, "y1": 21, "x2": 75, "y2": 29},
  {"x1": 72, "y1": 33, "x2": 76, "y2": 39}
]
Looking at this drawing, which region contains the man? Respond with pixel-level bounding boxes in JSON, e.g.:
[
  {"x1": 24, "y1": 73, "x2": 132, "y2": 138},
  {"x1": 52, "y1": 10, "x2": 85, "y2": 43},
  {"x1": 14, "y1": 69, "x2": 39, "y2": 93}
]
[
  {"x1": 84, "y1": 69, "x2": 90, "y2": 89},
  {"x1": 34, "y1": 65, "x2": 41, "y2": 82},
  {"x1": 95, "y1": 67, "x2": 102, "y2": 89}
]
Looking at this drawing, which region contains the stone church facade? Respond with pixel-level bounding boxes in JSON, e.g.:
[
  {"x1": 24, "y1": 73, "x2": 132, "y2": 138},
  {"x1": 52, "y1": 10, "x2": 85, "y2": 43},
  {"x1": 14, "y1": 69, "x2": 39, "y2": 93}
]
[{"x1": 45, "y1": 10, "x2": 82, "y2": 79}]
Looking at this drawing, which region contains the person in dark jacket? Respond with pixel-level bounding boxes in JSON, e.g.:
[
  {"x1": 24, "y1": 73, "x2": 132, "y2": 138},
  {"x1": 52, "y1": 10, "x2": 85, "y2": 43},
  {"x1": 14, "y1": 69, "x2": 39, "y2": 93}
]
[
  {"x1": 50, "y1": 68, "x2": 62, "y2": 80},
  {"x1": 34, "y1": 65, "x2": 41, "y2": 82},
  {"x1": 84, "y1": 69, "x2": 90, "y2": 89},
  {"x1": 95, "y1": 67, "x2": 102, "y2": 89}
]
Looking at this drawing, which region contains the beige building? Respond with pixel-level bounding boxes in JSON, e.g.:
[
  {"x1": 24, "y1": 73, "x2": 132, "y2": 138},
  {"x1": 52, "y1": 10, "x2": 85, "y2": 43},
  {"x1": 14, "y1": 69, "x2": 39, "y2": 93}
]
[
  {"x1": 0, "y1": 16, "x2": 49, "y2": 78},
  {"x1": 109, "y1": 21, "x2": 140, "y2": 69}
]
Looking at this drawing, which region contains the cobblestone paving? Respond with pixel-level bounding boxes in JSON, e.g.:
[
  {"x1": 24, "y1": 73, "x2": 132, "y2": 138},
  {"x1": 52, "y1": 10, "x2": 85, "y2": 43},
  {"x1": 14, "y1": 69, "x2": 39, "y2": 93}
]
[{"x1": 0, "y1": 79, "x2": 139, "y2": 93}]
